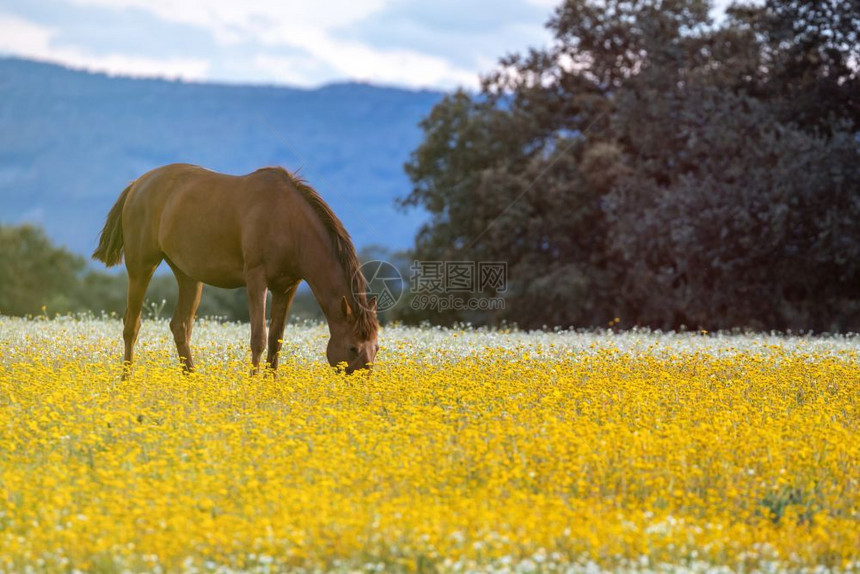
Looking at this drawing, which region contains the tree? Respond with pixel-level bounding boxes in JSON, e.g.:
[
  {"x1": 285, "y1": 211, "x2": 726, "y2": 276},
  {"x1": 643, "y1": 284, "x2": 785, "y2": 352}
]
[
  {"x1": 606, "y1": 89, "x2": 860, "y2": 330},
  {"x1": 757, "y1": 0, "x2": 860, "y2": 133},
  {"x1": 398, "y1": 0, "x2": 860, "y2": 331},
  {"x1": 0, "y1": 224, "x2": 86, "y2": 315}
]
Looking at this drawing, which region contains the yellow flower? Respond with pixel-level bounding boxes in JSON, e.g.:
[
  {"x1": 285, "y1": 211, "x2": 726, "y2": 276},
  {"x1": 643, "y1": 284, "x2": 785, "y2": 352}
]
[{"x1": 0, "y1": 316, "x2": 856, "y2": 572}]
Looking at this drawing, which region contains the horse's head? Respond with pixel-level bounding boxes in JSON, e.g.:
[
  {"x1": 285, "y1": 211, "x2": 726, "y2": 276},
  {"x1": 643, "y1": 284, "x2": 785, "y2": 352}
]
[{"x1": 327, "y1": 296, "x2": 379, "y2": 374}]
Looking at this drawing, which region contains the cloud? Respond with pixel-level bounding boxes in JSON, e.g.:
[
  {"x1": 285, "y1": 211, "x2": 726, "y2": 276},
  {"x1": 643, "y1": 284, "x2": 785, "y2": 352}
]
[
  {"x1": 0, "y1": 13, "x2": 53, "y2": 54},
  {"x1": 0, "y1": 1, "x2": 758, "y2": 90},
  {"x1": 254, "y1": 47, "x2": 477, "y2": 90},
  {"x1": 337, "y1": 0, "x2": 552, "y2": 77},
  {"x1": 60, "y1": 0, "x2": 484, "y2": 88},
  {"x1": 67, "y1": 0, "x2": 387, "y2": 44},
  {"x1": 0, "y1": 0, "x2": 556, "y2": 89},
  {"x1": 0, "y1": 12, "x2": 210, "y2": 79}
]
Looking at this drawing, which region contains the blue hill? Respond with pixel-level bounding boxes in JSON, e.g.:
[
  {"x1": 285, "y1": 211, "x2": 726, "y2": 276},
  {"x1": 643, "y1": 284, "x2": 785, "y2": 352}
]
[{"x1": 0, "y1": 57, "x2": 443, "y2": 256}]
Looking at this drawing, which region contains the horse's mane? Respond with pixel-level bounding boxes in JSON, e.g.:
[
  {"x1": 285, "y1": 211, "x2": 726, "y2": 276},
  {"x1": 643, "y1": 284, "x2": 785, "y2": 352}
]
[{"x1": 262, "y1": 167, "x2": 378, "y2": 338}]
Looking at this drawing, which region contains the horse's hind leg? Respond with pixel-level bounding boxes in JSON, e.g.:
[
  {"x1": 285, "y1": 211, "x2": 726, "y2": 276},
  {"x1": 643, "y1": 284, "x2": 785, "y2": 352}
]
[
  {"x1": 123, "y1": 265, "x2": 158, "y2": 375},
  {"x1": 266, "y1": 282, "x2": 299, "y2": 372},
  {"x1": 169, "y1": 265, "x2": 203, "y2": 373}
]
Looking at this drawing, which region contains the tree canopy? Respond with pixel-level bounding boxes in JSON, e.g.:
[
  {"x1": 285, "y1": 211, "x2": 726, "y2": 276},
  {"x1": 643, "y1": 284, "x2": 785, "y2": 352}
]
[{"x1": 399, "y1": 0, "x2": 860, "y2": 331}]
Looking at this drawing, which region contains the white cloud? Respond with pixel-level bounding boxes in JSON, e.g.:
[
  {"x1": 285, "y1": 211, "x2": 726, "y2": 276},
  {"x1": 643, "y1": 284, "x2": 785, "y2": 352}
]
[
  {"x1": 1, "y1": 1, "x2": 559, "y2": 89},
  {"x1": 0, "y1": 12, "x2": 210, "y2": 80},
  {"x1": 0, "y1": 13, "x2": 54, "y2": 54},
  {"x1": 66, "y1": 0, "x2": 388, "y2": 47},
  {"x1": 251, "y1": 54, "x2": 327, "y2": 87},
  {"x1": 1, "y1": 1, "x2": 761, "y2": 90},
  {"x1": 63, "y1": 0, "x2": 479, "y2": 88},
  {"x1": 254, "y1": 46, "x2": 478, "y2": 90}
]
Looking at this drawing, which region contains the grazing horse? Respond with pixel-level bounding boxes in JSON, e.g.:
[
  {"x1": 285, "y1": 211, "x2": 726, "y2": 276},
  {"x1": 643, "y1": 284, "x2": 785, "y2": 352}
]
[{"x1": 93, "y1": 163, "x2": 379, "y2": 374}]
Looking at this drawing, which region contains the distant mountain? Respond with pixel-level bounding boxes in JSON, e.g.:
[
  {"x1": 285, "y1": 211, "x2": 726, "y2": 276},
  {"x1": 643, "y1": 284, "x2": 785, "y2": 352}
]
[{"x1": 0, "y1": 57, "x2": 443, "y2": 257}]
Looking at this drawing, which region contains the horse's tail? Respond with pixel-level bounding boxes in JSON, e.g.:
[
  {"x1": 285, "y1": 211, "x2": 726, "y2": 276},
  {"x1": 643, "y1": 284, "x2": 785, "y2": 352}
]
[{"x1": 92, "y1": 182, "x2": 133, "y2": 267}]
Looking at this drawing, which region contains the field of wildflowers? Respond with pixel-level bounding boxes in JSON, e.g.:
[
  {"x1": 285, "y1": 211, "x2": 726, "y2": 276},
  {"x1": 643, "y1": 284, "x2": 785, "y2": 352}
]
[{"x1": 0, "y1": 316, "x2": 857, "y2": 573}]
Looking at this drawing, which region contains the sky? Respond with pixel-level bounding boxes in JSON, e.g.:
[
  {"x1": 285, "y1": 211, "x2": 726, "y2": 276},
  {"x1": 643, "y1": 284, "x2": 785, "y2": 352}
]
[{"x1": 0, "y1": 0, "x2": 738, "y2": 91}]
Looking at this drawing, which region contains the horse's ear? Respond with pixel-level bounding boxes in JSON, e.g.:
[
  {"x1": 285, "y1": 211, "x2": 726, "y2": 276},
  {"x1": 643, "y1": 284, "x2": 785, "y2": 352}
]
[
  {"x1": 341, "y1": 296, "x2": 353, "y2": 320},
  {"x1": 368, "y1": 295, "x2": 378, "y2": 313}
]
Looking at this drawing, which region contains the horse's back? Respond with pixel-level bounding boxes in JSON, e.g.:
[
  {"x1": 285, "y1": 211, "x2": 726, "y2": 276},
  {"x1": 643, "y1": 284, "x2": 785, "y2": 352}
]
[{"x1": 122, "y1": 164, "x2": 292, "y2": 287}]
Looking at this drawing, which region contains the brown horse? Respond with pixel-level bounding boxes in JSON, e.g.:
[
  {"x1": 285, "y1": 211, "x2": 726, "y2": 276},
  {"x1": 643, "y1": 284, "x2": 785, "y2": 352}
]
[{"x1": 93, "y1": 163, "x2": 378, "y2": 374}]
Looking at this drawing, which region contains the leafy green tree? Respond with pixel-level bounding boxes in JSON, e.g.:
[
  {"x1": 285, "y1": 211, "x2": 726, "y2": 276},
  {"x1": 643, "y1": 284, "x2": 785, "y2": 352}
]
[
  {"x1": 75, "y1": 270, "x2": 127, "y2": 315},
  {"x1": 400, "y1": 0, "x2": 723, "y2": 327},
  {"x1": 399, "y1": 0, "x2": 860, "y2": 330},
  {"x1": 0, "y1": 224, "x2": 85, "y2": 315},
  {"x1": 756, "y1": 0, "x2": 860, "y2": 133},
  {"x1": 606, "y1": 89, "x2": 860, "y2": 330}
]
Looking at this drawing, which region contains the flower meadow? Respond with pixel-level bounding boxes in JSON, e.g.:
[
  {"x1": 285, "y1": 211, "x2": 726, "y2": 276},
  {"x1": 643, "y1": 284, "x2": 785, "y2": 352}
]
[{"x1": 0, "y1": 316, "x2": 857, "y2": 573}]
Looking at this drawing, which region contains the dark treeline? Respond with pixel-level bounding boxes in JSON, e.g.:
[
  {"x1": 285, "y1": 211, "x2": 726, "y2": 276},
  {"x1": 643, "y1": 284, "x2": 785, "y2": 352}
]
[{"x1": 397, "y1": 0, "x2": 860, "y2": 332}]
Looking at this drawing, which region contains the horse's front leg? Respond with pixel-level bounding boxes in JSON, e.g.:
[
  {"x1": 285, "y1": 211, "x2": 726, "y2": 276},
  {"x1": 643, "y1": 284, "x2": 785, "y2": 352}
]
[
  {"x1": 266, "y1": 283, "x2": 299, "y2": 372},
  {"x1": 246, "y1": 268, "x2": 268, "y2": 375}
]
